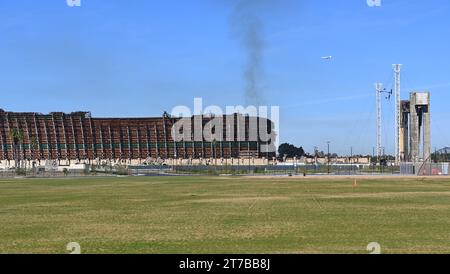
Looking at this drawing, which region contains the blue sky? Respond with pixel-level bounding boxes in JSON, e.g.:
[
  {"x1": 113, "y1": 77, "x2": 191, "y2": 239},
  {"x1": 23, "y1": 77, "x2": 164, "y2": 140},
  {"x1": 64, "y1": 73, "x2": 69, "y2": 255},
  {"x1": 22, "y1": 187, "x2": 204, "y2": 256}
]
[{"x1": 1, "y1": 0, "x2": 449, "y2": 155}]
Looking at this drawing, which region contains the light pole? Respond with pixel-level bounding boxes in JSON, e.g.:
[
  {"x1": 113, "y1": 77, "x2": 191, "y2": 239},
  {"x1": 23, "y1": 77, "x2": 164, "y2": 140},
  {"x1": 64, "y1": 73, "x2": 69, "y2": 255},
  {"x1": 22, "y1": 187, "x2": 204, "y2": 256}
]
[
  {"x1": 327, "y1": 141, "x2": 330, "y2": 174},
  {"x1": 350, "y1": 146, "x2": 353, "y2": 174}
]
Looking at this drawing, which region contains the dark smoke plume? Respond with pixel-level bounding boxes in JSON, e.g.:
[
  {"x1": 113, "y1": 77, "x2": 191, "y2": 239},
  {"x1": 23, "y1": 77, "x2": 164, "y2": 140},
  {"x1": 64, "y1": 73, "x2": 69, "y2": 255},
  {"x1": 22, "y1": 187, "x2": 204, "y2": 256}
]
[{"x1": 231, "y1": 0, "x2": 266, "y2": 106}]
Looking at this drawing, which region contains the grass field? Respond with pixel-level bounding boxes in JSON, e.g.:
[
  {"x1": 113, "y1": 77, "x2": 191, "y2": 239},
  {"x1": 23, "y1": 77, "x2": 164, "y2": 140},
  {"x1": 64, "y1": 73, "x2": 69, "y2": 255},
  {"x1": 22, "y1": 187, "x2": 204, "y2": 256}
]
[{"x1": 1, "y1": 175, "x2": 450, "y2": 254}]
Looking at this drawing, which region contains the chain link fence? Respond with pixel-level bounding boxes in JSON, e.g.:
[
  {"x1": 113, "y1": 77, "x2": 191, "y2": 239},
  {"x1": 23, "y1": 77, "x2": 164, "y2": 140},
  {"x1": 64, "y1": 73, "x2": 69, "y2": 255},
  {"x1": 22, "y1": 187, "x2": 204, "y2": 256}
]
[{"x1": 129, "y1": 164, "x2": 400, "y2": 176}]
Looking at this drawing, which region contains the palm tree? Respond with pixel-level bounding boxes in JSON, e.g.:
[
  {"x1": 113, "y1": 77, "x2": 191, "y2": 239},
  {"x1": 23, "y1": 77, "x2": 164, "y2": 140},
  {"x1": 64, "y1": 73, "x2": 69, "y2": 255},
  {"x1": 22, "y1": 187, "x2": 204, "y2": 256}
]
[
  {"x1": 29, "y1": 136, "x2": 39, "y2": 172},
  {"x1": 30, "y1": 136, "x2": 39, "y2": 158},
  {"x1": 9, "y1": 128, "x2": 24, "y2": 169}
]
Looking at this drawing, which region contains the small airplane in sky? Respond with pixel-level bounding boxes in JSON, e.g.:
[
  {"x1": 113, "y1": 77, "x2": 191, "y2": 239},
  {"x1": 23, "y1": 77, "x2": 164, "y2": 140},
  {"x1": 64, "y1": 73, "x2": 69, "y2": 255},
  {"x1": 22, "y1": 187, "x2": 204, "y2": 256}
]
[{"x1": 321, "y1": 56, "x2": 333, "y2": 60}]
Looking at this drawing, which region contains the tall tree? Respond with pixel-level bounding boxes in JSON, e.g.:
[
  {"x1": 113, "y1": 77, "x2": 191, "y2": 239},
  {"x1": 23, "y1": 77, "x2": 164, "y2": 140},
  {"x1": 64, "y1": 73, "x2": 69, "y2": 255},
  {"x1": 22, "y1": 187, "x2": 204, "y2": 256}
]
[
  {"x1": 9, "y1": 128, "x2": 24, "y2": 169},
  {"x1": 30, "y1": 136, "x2": 39, "y2": 160},
  {"x1": 278, "y1": 143, "x2": 306, "y2": 158}
]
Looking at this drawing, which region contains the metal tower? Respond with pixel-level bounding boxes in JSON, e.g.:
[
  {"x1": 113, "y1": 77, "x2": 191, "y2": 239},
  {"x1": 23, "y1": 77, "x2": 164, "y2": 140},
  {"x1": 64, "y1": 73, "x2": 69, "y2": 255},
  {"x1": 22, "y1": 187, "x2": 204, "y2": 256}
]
[
  {"x1": 393, "y1": 64, "x2": 402, "y2": 164},
  {"x1": 376, "y1": 83, "x2": 383, "y2": 160},
  {"x1": 375, "y1": 83, "x2": 392, "y2": 162}
]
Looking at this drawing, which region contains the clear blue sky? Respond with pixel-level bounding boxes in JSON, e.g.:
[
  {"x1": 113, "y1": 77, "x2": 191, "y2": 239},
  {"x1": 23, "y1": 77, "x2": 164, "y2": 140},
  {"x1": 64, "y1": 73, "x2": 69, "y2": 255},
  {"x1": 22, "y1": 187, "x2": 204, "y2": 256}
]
[{"x1": 1, "y1": 0, "x2": 449, "y2": 155}]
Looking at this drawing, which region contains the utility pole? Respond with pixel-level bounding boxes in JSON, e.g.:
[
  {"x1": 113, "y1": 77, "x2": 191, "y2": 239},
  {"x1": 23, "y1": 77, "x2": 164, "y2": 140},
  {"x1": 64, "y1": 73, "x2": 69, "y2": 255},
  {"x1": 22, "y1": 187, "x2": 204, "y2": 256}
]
[
  {"x1": 372, "y1": 147, "x2": 375, "y2": 173},
  {"x1": 350, "y1": 146, "x2": 353, "y2": 174},
  {"x1": 393, "y1": 64, "x2": 402, "y2": 165},
  {"x1": 327, "y1": 141, "x2": 330, "y2": 174}
]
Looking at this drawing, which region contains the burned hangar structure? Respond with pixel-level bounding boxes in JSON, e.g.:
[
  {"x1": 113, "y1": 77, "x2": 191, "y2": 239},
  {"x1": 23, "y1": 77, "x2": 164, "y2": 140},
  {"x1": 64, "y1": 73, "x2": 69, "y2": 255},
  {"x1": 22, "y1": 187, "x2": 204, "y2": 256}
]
[{"x1": 0, "y1": 109, "x2": 276, "y2": 163}]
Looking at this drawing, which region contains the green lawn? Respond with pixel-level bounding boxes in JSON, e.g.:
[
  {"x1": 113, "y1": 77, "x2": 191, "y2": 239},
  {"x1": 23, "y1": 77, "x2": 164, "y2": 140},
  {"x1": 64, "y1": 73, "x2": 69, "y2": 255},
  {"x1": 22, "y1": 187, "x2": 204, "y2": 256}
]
[{"x1": 1, "y1": 176, "x2": 450, "y2": 254}]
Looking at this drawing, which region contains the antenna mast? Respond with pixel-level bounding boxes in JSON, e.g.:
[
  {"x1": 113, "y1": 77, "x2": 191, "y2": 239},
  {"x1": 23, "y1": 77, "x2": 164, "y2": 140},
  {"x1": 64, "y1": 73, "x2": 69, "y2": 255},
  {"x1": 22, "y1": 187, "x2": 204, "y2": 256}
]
[{"x1": 376, "y1": 83, "x2": 383, "y2": 161}]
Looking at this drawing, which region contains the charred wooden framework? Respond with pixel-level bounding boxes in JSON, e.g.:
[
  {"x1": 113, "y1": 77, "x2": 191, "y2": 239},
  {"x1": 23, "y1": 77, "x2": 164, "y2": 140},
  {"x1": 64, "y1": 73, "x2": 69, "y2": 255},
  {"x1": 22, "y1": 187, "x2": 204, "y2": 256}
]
[{"x1": 0, "y1": 110, "x2": 275, "y2": 161}]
